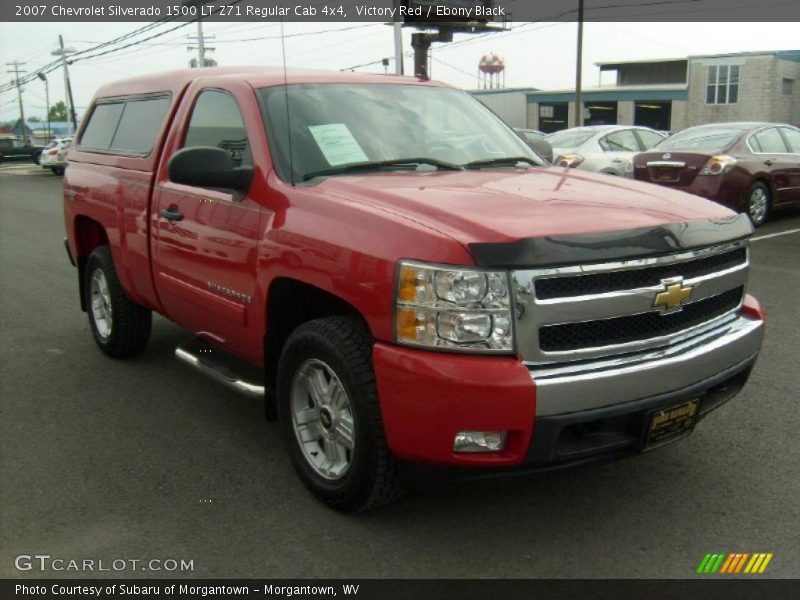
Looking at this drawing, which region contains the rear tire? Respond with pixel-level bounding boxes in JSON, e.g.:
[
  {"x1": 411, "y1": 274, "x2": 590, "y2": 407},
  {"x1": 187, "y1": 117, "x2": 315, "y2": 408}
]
[
  {"x1": 84, "y1": 246, "x2": 151, "y2": 358},
  {"x1": 276, "y1": 316, "x2": 403, "y2": 511},
  {"x1": 52, "y1": 166, "x2": 64, "y2": 176},
  {"x1": 746, "y1": 182, "x2": 771, "y2": 227}
]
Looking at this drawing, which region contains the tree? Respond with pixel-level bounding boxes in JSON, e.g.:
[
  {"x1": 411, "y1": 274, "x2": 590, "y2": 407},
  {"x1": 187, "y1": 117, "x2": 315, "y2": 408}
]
[
  {"x1": 28, "y1": 116, "x2": 42, "y2": 122},
  {"x1": 48, "y1": 101, "x2": 68, "y2": 121}
]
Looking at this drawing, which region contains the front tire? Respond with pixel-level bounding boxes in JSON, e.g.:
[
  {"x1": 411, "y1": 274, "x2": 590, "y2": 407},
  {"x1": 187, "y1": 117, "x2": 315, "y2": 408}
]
[
  {"x1": 746, "y1": 182, "x2": 771, "y2": 227},
  {"x1": 52, "y1": 166, "x2": 64, "y2": 176},
  {"x1": 276, "y1": 316, "x2": 403, "y2": 511},
  {"x1": 84, "y1": 246, "x2": 151, "y2": 358}
]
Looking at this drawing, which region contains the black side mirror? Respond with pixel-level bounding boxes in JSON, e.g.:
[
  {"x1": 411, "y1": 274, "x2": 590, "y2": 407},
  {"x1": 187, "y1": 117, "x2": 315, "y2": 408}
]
[
  {"x1": 168, "y1": 146, "x2": 252, "y2": 192},
  {"x1": 529, "y1": 139, "x2": 554, "y2": 164}
]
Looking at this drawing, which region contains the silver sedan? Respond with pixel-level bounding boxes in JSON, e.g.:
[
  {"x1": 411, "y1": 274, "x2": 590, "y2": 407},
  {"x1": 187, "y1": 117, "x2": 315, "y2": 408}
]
[{"x1": 546, "y1": 125, "x2": 666, "y2": 176}]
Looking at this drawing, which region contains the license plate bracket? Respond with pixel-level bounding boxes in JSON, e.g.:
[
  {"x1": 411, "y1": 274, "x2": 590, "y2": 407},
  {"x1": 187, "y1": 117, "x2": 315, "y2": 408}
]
[
  {"x1": 643, "y1": 399, "x2": 700, "y2": 450},
  {"x1": 655, "y1": 168, "x2": 677, "y2": 181}
]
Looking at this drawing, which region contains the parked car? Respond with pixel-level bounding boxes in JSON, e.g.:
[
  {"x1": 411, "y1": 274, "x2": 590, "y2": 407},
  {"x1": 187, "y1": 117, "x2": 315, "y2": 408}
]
[
  {"x1": 633, "y1": 122, "x2": 800, "y2": 226},
  {"x1": 0, "y1": 136, "x2": 45, "y2": 164},
  {"x1": 514, "y1": 128, "x2": 553, "y2": 163},
  {"x1": 64, "y1": 67, "x2": 763, "y2": 511},
  {"x1": 40, "y1": 137, "x2": 73, "y2": 175},
  {"x1": 546, "y1": 125, "x2": 667, "y2": 175}
]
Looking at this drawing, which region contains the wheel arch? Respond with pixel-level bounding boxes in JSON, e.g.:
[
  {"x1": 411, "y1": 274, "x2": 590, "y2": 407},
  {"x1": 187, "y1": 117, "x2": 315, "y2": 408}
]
[
  {"x1": 263, "y1": 277, "x2": 368, "y2": 421},
  {"x1": 73, "y1": 216, "x2": 110, "y2": 312}
]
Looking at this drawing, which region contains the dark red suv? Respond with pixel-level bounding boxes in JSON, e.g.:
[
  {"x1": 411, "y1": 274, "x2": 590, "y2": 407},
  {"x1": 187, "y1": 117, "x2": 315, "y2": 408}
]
[{"x1": 633, "y1": 122, "x2": 800, "y2": 226}]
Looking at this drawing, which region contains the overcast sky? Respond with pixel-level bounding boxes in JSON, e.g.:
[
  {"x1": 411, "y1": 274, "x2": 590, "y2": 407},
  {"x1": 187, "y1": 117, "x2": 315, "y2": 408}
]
[{"x1": 0, "y1": 21, "x2": 797, "y2": 123}]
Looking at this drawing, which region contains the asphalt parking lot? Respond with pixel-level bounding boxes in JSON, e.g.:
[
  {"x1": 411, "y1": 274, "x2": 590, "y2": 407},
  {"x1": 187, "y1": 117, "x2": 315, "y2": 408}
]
[{"x1": 1, "y1": 165, "x2": 799, "y2": 579}]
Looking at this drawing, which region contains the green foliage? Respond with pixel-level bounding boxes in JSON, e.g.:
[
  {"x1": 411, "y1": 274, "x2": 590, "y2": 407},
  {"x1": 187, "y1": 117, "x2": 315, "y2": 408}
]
[{"x1": 48, "y1": 101, "x2": 68, "y2": 121}]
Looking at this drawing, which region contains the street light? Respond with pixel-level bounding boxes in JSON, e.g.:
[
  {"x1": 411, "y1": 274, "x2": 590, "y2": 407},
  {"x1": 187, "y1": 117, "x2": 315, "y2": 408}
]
[{"x1": 37, "y1": 72, "x2": 50, "y2": 143}]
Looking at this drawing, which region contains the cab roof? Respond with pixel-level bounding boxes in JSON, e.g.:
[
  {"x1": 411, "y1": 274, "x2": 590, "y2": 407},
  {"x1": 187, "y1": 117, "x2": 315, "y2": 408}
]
[{"x1": 93, "y1": 66, "x2": 448, "y2": 99}]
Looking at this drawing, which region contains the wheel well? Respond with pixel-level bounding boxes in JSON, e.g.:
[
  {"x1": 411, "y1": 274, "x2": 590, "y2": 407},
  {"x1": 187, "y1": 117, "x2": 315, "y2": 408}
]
[
  {"x1": 752, "y1": 177, "x2": 772, "y2": 194},
  {"x1": 74, "y1": 217, "x2": 109, "y2": 311},
  {"x1": 264, "y1": 278, "x2": 363, "y2": 420}
]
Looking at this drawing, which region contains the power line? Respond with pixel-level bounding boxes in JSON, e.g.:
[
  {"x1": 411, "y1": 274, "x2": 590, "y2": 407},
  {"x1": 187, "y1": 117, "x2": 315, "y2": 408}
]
[
  {"x1": 0, "y1": 1, "x2": 244, "y2": 94},
  {"x1": 429, "y1": 55, "x2": 481, "y2": 81},
  {"x1": 212, "y1": 23, "x2": 378, "y2": 43}
]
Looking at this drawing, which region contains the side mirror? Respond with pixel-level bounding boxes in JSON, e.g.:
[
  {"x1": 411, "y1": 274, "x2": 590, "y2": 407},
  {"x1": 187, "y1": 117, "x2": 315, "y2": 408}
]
[
  {"x1": 167, "y1": 146, "x2": 252, "y2": 191},
  {"x1": 529, "y1": 138, "x2": 554, "y2": 164}
]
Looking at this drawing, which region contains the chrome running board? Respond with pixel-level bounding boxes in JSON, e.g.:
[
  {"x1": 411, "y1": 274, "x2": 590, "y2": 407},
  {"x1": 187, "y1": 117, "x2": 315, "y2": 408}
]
[{"x1": 175, "y1": 338, "x2": 265, "y2": 399}]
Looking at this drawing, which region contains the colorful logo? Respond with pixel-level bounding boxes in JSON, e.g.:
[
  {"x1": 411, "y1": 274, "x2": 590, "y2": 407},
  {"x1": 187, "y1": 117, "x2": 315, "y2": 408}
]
[{"x1": 697, "y1": 553, "x2": 773, "y2": 574}]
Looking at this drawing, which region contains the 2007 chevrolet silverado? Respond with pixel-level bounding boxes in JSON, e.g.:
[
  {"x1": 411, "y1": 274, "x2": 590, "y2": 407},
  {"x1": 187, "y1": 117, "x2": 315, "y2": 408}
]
[{"x1": 63, "y1": 67, "x2": 764, "y2": 510}]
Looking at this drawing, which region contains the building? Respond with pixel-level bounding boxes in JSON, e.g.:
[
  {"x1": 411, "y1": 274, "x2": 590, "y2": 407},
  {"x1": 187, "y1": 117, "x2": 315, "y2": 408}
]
[
  {"x1": 472, "y1": 49, "x2": 800, "y2": 133},
  {"x1": 11, "y1": 120, "x2": 76, "y2": 143},
  {"x1": 469, "y1": 87, "x2": 538, "y2": 129}
]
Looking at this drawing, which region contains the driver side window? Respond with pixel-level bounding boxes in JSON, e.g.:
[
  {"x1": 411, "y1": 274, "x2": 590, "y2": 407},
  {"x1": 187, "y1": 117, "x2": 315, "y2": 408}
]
[{"x1": 183, "y1": 90, "x2": 251, "y2": 168}]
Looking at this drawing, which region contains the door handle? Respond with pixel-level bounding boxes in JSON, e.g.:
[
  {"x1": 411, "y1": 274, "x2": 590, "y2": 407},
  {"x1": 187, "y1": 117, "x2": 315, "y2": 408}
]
[
  {"x1": 159, "y1": 207, "x2": 184, "y2": 221},
  {"x1": 612, "y1": 158, "x2": 623, "y2": 163},
  {"x1": 763, "y1": 159, "x2": 774, "y2": 166}
]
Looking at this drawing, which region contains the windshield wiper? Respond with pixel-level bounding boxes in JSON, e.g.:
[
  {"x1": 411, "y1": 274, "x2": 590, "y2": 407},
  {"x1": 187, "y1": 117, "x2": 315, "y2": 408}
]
[
  {"x1": 301, "y1": 158, "x2": 463, "y2": 181},
  {"x1": 463, "y1": 156, "x2": 538, "y2": 169}
]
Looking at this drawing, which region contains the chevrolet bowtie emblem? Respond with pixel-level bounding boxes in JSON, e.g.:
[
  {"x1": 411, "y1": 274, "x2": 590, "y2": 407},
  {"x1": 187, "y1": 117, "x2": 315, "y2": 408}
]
[{"x1": 653, "y1": 277, "x2": 693, "y2": 314}]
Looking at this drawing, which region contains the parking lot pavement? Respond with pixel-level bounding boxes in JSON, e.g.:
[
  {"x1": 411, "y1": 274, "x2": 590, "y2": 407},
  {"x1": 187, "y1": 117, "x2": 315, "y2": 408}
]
[
  {"x1": 1, "y1": 172, "x2": 799, "y2": 579},
  {"x1": 0, "y1": 163, "x2": 51, "y2": 176}
]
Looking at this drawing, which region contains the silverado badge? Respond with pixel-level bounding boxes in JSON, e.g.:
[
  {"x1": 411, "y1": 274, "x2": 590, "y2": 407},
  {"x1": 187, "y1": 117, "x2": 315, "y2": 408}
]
[{"x1": 653, "y1": 277, "x2": 693, "y2": 314}]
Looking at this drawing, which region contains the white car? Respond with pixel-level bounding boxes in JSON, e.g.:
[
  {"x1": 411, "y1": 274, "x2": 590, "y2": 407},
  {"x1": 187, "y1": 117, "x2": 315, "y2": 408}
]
[
  {"x1": 545, "y1": 125, "x2": 666, "y2": 176},
  {"x1": 40, "y1": 137, "x2": 73, "y2": 175}
]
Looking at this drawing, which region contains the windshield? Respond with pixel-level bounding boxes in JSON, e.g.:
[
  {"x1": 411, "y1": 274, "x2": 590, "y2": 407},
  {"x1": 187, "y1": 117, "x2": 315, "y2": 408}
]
[
  {"x1": 657, "y1": 127, "x2": 745, "y2": 153},
  {"x1": 544, "y1": 129, "x2": 595, "y2": 150},
  {"x1": 257, "y1": 83, "x2": 541, "y2": 183}
]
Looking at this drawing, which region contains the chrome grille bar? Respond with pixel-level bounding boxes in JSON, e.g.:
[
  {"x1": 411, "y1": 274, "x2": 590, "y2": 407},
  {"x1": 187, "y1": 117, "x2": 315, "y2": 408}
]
[{"x1": 511, "y1": 241, "x2": 749, "y2": 365}]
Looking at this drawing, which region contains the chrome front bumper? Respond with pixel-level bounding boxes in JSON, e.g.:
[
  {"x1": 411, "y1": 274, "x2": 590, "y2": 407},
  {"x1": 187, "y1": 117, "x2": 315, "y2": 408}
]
[{"x1": 529, "y1": 313, "x2": 763, "y2": 416}]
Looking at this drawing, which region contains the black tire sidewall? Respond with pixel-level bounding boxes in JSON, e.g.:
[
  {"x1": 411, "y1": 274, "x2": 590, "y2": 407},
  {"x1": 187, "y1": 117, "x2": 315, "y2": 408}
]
[
  {"x1": 276, "y1": 321, "x2": 385, "y2": 510},
  {"x1": 85, "y1": 250, "x2": 117, "y2": 352}
]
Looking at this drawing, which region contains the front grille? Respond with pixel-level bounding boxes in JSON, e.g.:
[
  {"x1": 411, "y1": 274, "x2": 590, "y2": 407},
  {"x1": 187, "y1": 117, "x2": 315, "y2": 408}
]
[
  {"x1": 539, "y1": 287, "x2": 743, "y2": 352},
  {"x1": 534, "y1": 248, "x2": 747, "y2": 300}
]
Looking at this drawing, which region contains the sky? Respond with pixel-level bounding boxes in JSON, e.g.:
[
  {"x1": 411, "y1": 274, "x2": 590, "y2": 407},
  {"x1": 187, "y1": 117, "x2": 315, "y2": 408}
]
[{"x1": 0, "y1": 20, "x2": 798, "y2": 123}]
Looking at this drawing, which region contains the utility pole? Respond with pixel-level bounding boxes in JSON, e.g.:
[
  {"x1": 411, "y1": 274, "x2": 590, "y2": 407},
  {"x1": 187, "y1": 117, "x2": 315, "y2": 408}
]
[
  {"x1": 52, "y1": 36, "x2": 78, "y2": 133},
  {"x1": 393, "y1": 22, "x2": 404, "y2": 75},
  {"x1": 196, "y1": 20, "x2": 205, "y2": 67},
  {"x1": 187, "y1": 23, "x2": 215, "y2": 68},
  {"x1": 574, "y1": 0, "x2": 584, "y2": 127},
  {"x1": 6, "y1": 61, "x2": 28, "y2": 144},
  {"x1": 393, "y1": 2, "x2": 403, "y2": 76},
  {"x1": 37, "y1": 72, "x2": 50, "y2": 143}
]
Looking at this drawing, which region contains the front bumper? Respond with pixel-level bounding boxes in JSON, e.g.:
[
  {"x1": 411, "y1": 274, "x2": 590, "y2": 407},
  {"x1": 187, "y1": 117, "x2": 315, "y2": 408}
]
[{"x1": 373, "y1": 295, "x2": 764, "y2": 468}]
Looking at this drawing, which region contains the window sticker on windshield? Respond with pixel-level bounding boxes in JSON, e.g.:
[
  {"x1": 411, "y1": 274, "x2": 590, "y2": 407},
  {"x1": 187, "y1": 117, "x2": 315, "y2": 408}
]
[{"x1": 308, "y1": 123, "x2": 368, "y2": 166}]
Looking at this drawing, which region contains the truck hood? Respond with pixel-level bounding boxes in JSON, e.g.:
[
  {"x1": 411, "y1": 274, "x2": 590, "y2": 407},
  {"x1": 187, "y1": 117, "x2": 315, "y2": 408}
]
[{"x1": 310, "y1": 167, "x2": 737, "y2": 247}]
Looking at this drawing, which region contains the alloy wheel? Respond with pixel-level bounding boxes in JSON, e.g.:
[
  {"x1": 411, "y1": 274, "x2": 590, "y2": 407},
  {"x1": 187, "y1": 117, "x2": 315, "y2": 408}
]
[{"x1": 290, "y1": 358, "x2": 355, "y2": 480}]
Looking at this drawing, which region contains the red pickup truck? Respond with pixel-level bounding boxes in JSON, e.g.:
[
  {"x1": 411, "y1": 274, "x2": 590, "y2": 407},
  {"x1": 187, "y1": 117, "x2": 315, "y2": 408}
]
[{"x1": 64, "y1": 67, "x2": 764, "y2": 511}]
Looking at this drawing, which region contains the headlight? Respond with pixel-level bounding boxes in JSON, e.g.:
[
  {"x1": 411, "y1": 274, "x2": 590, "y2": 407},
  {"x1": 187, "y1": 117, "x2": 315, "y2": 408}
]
[{"x1": 394, "y1": 261, "x2": 514, "y2": 353}]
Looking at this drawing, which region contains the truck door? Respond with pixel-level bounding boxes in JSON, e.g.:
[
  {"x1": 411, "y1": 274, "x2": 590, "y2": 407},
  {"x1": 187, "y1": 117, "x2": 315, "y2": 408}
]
[{"x1": 151, "y1": 85, "x2": 268, "y2": 360}]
